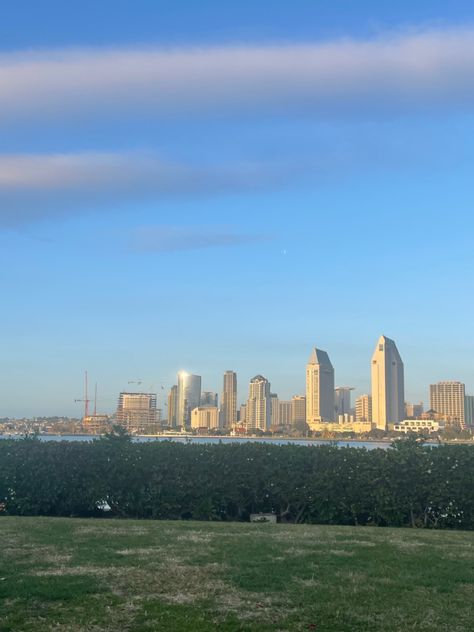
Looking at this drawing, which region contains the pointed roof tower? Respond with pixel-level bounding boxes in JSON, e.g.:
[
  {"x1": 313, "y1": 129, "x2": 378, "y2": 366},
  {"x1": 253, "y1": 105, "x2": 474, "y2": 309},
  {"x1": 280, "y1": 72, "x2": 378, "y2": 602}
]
[{"x1": 308, "y1": 347, "x2": 333, "y2": 368}]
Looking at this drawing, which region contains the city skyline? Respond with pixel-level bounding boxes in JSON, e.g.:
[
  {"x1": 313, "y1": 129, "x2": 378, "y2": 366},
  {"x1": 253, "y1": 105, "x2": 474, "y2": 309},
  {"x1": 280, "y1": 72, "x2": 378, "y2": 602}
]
[
  {"x1": 0, "y1": 335, "x2": 474, "y2": 425},
  {"x1": 3, "y1": 334, "x2": 471, "y2": 422},
  {"x1": 2, "y1": 2, "x2": 474, "y2": 417}
]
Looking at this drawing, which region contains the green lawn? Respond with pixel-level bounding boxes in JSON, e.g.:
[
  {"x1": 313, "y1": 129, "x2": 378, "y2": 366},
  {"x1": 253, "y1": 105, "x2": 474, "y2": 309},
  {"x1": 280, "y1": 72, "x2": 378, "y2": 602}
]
[{"x1": 1, "y1": 517, "x2": 473, "y2": 631}]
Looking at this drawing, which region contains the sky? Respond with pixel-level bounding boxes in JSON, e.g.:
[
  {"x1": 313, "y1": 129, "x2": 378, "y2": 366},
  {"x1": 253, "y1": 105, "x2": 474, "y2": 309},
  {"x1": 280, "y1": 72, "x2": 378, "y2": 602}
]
[{"x1": 2, "y1": 1, "x2": 474, "y2": 417}]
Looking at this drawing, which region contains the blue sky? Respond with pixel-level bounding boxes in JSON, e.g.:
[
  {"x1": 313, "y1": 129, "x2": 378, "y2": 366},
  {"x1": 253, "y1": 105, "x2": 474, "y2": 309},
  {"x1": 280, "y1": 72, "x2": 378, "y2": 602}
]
[{"x1": 1, "y1": 1, "x2": 474, "y2": 417}]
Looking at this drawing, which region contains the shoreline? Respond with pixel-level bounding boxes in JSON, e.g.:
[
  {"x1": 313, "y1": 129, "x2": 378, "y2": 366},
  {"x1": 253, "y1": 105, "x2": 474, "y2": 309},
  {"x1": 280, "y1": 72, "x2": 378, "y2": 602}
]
[{"x1": 1, "y1": 433, "x2": 472, "y2": 445}]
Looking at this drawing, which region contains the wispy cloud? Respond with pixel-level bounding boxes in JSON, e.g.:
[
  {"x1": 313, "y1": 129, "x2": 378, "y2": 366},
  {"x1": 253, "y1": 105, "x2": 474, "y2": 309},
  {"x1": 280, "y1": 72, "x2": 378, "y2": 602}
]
[
  {"x1": 1, "y1": 27, "x2": 474, "y2": 122},
  {"x1": 129, "y1": 225, "x2": 268, "y2": 253},
  {"x1": 0, "y1": 151, "x2": 286, "y2": 226}
]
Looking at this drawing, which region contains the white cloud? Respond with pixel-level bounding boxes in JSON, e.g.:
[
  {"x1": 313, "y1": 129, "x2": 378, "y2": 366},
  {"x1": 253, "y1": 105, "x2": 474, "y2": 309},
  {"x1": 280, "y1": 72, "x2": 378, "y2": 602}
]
[
  {"x1": 0, "y1": 151, "x2": 287, "y2": 226},
  {"x1": 1, "y1": 27, "x2": 474, "y2": 122}
]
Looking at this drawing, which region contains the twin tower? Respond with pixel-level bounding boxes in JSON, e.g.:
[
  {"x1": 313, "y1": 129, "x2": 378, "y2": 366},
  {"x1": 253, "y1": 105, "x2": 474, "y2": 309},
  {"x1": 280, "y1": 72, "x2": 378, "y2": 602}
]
[{"x1": 306, "y1": 335, "x2": 404, "y2": 430}]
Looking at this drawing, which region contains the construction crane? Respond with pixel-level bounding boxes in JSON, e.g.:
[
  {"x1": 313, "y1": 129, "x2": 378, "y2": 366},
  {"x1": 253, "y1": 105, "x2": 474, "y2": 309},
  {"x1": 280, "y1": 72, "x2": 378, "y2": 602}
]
[
  {"x1": 93, "y1": 382, "x2": 98, "y2": 416},
  {"x1": 74, "y1": 370, "x2": 91, "y2": 418}
]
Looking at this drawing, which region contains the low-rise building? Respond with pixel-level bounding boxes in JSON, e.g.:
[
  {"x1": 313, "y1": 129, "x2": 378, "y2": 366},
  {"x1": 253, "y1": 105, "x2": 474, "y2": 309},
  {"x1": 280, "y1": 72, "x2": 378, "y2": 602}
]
[
  {"x1": 391, "y1": 419, "x2": 440, "y2": 434},
  {"x1": 190, "y1": 406, "x2": 219, "y2": 431},
  {"x1": 82, "y1": 414, "x2": 111, "y2": 434},
  {"x1": 310, "y1": 421, "x2": 372, "y2": 434}
]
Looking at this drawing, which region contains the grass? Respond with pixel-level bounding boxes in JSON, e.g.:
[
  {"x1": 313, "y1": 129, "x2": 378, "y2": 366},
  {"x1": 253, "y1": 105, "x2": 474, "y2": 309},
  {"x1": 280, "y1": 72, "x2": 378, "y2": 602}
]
[{"x1": 0, "y1": 517, "x2": 473, "y2": 631}]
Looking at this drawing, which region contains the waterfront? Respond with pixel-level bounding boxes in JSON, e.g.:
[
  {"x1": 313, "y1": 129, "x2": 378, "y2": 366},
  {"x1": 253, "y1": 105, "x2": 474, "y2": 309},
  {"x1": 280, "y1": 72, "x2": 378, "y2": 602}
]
[{"x1": 0, "y1": 433, "x2": 397, "y2": 449}]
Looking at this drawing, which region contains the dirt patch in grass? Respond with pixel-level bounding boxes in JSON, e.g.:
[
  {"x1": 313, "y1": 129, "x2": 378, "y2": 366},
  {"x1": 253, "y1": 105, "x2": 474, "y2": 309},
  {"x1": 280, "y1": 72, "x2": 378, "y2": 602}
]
[
  {"x1": 293, "y1": 576, "x2": 321, "y2": 588},
  {"x1": 74, "y1": 525, "x2": 150, "y2": 536},
  {"x1": 336, "y1": 539, "x2": 376, "y2": 547},
  {"x1": 328, "y1": 549, "x2": 355, "y2": 557},
  {"x1": 388, "y1": 537, "x2": 427, "y2": 550},
  {"x1": 176, "y1": 531, "x2": 213, "y2": 544},
  {"x1": 2, "y1": 544, "x2": 72, "y2": 567},
  {"x1": 116, "y1": 547, "x2": 164, "y2": 556},
  {"x1": 33, "y1": 565, "x2": 112, "y2": 578}
]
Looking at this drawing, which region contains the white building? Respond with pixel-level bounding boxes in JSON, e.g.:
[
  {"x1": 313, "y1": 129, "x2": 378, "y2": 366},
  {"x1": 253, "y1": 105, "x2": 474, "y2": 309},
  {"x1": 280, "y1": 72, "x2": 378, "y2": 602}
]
[
  {"x1": 392, "y1": 419, "x2": 440, "y2": 434},
  {"x1": 371, "y1": 335, "x2": 404, "y2": 430}
]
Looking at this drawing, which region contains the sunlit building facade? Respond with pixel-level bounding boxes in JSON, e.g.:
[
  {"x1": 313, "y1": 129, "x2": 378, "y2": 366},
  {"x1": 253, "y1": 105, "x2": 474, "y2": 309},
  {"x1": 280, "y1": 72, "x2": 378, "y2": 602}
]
[
  {"x1": 371, "y1": 335, "x2": 404, "y2": 430},
  {"x1": 355, "y1": 394, "x2": 372, "y2": 424},
  {"x1": 246, "y1": 375, "x2": 271, "y2": 431},
  {"x1": 191, "y1": 406, "x2": 219, "y2": 431},
  {"x1": 177, "y1": 372, "x2": 201, "y2": 428},
  {"x1": 430, "y1": 381, "x2": 465, "y2": 429},
  {"x1": 291, "y1": 395, "x2": 306, "y2": 426}
]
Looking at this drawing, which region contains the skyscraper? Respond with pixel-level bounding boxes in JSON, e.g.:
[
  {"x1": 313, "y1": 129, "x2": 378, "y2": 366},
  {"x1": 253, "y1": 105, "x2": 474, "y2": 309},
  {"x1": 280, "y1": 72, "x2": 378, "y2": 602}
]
[
  {"x1": 167, "y1": 385, "x2": 178, "y2": 427},
  {"x1": 306, "y1": 348, "x2": 335, "y2": 427},
  {"x1": 355, "y1": 394, "x2": 372, "y2": 424},
  {"x1": 246, "y1": 375, "x2": 271, "y2": 431},
  {"x1": 430, "y1": 381, "x2": 466, "y2": 428},
  {"x1": 177, "y1": 372, "x2": 201, "y2": 428},
  {"x1": 116, "y1": 392, "x2": 158, "y2": 434},
  {"x1": 270, "y1": 393, "x2": 279, "y2": 427},
  {"x1": 221, "y1": 370, "x2": 237, "y2": 428},
  {"x1": 465, "y1": 395, "x2": 474, "y2": 427},
  {"x1": 334, "y1": 386, "x2": 354, "y2": 419},
  {"x1": 371, "y1": 335, "x2": 405, "y2": 430}
]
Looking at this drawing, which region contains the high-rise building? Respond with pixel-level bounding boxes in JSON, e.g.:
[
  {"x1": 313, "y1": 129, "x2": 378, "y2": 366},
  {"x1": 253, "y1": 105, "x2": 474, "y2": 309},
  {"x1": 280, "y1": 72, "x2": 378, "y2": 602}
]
[
  {"x1": 221, "y1": 371, "x2": 237, "y2": 428},
  {"x1": 306, "y1": 348, "x2": 335, "y2": 427},
  {"x1": 177, "y1": 372, "x2": 201, "y2": 428},
  {"x1": 291, "y1": 395, "x2": 306, "y2": 426},
  {"x1": 200, "y1": 391, "x2": 218, "y2": 407},
  {"x1": 405, "y1": 402, "x2": 424, "y2": 419},
  {"x1": 246, "y1": 375, "x2": 271, "y2": 431},
  {"x1": 116, "y1": 392, "x2": 158, "y2": 434},
  {"x1": 465, "y1": 395, "x2": 474, "y2": 427},
  {"x1": 278, "y1": 401, "x2": 292, "y2": 425},
  {"x1": 355, "y1": 394, "x2": 372, "y2": 424},
  {"x1": 371, "y1": 335, "x2": 404, "y2": 430},
  {"x1": 167, "y1": 385, "x2": 178, "y2": 427},
  {"x1": 270, "y1": 393, "x2": 279, "y2": 426},
  {"x1": 334, "y1": 387, "x2": 354, "y2": 419},
  {"x1": 191, "y1": 406, "x2": 219, "y2": 431},
  {"x1": 430, "y1": 382, "x2": 466, "y2": 428},
  {"x1": 239, "y1": 403, "x2": 247, "y2": 425}
]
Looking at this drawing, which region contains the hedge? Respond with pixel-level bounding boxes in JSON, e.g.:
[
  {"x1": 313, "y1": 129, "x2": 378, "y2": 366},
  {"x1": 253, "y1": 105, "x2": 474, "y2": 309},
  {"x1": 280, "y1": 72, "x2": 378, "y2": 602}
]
[{"x1": 0, "y1": 434, "x2": 472, "y2": 529}]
